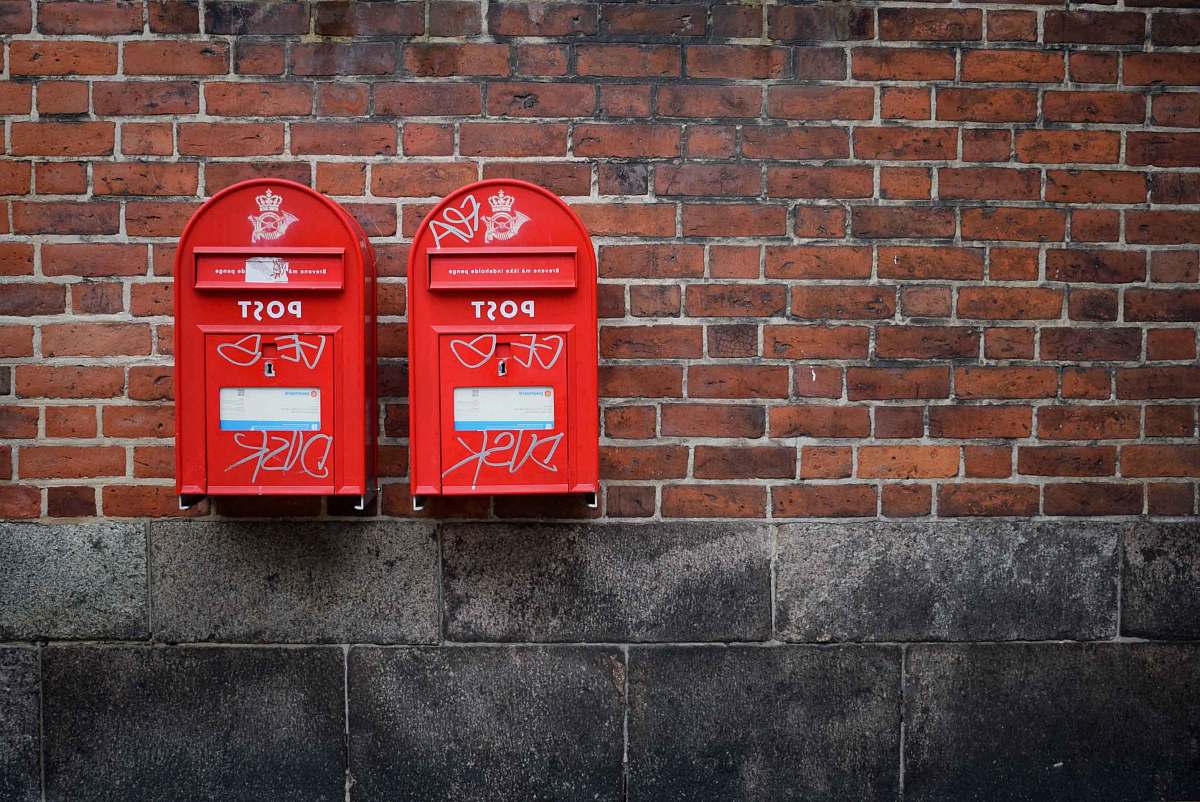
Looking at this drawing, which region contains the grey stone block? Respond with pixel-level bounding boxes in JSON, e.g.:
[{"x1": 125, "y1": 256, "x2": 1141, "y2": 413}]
[
  {"x1": 442, "y1": 522, "x2": 771, "y2": 642},
  {"x1": 0, "y1": 522, "x2": 147, "y2": 640},
  {"x1": 348, "y1": 646, "x2": 624, "y2": 802},
  {"x1": 627, "y1": 645, "x2": 901, "y2": 802},
  {"x1": 43, "y1": 645, "x2": 345, "y2": 802},
  {"x1": 1122, "y1": 521, "x2": 1200, "y2": 638},
  {"x1": 905, "y1": 642, "x2": 1200, "y2": 802},
  {"x1": 776, "y1": 521, "x2": 1118, "y2": 642},
  {"x1": 0, "y1": 648, "x2": 39, "y2": 802},
  {"x1": 150, "y1": 520, "x2": 439, "y2": 643}
]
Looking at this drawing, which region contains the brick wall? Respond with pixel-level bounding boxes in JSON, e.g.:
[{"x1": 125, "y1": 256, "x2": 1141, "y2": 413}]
[{"x1": 0, "y1": 0, "x2": 1198, "y2": 521}]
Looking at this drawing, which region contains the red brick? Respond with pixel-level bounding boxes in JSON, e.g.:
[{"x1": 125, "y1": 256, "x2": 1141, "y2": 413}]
[
  {"x1": 577, "y1": 44, "x2": 679, "y2": 77},
  {"x1": 962, "y1": 49, "x2": 1064, "y2": 83},
  {"x1": 962, "y1": 208, "x2": 1067, "y2": 243},
  {"x1": 20, "y1": 446, "x2": 124, "y2": 478},
  {"x1": 575, "y1": 123, "x2": 679, "y2": 158},
  {"x1": 939, "y1": 168, "x2": 1039, "y2": 201},
  {"x1": 1146, "y1": 405, "x2": 1195, "y2": 437},
  {"x1": 852, "y1": 47, "x2": 955, "y2": 81},
  {"x1": 848, "y1": 367, "x2": 950, "y2": 400},
  {"x1": 149, "y1": 0, "x2": 198, "y2": 32},
  {"x1": 47, "y1": 486, "x2": 97, "y2": 518},
  {"x1": 1127, "y1": 211, "x2": 1200, "y2": 245},
  {"x1": 178, "y1": 123, "x2": 283, "y2": 157},
  {"x1": 125, "y1": 41, "x2": 228, "y2": 75},
  {"x1": 663, "y1": 485, "x2": 765, "y2": 518},
  {"x1": 42, "y1": 324, "x2": 151, "y2": 358},
  {"x1": 881, "y1": 87, "x2": 931, "y2": 121},
  {"x1": 686, "y1": 285, "x2": 785, "y2": 317},
  {"x1": 1152, "y1": 94, "x2": 1200, "y2": 128},
  {"x1": 11, "y1": 122, "x2": 114, "y2": 156},
  {"x1": 606, "y1": 486, "x2": 655, "y2": 518},
  {"x1": 122, "y1": 123, "x2": 173, "y2": 156},
  {"x1": 768, "y1": 86, "x2": 872, "y2": 121},
  {"x1": 293, "y1": 42, "x2": 399, "y2": 76},
  {"x1": 766, "y1": 246, "x2": 871, "y2": 279},
  {"x1": 488, "y1": 3, "x2": 595, "y2": 36},
  {"x1": 882, "y1": 484, "x2": 932, "y2": 517},
  {"x1": 1070, "y1": 52, "x2": 1117, "y2": 84},
  {"x1": 854, "y1": 127, "x2": 956, "y2": 160},
  {"x1": 880, "y1": 167, "x2": 931, "y2": 200},
  {"x1": 600, "y1": 325, "x2": 703, "y2": 359},
  {"x1": 683, "y1": 204, "x2": 786, "y2": 238},
  {"x1": 599, "y1": 445, "x2": 687, "y2": 480},
  {"x1": 1045, "y1": 11, "x2": 1145, "y2": 44},
  {"x1": 879, "y1": 8, "x2": 981, "y2": 41},
  {"x1": 962, "y1": 129, "x2": 1011, "y2": 162},
  {"x1": 792, "y1": 286, "x2": 895, "y2": 320},
  {"x1": 875, "y1": 407, "x2": 924, "y2": 438},
  {"x1": 957, "y1": 287, "x2": 1062, "y2": 319},
  {"x1": 694, "y1": 446, "x2": 795, "y2": 480},
  {"x1": 763, "y1": 326, "x2": 869, "y2": 360},
  {"x1": 1128, "y1": 133, "x2": 1200, "y2": 168},
  {"x1": 1040, "y1": 328, "x2": 1141, "y2": 361},
  {"x1": 1124, "y1": 54, "x2": 1200, "y2": 86},
  {"x1": 901, "y1": 287, "x2": 952, "y2": 318},
  {"x1": 854, "y1": 208, "x2": 956, "y2": 239},
  {"x1": 372, "y1": 163, "x2": 477, "y2": 198},
  {"x1": 769, "y1": 405, "x2": 870, "y2": 438},
  {"x1": 600, "y1": 245, "x2": 701, "y2": 279},
  {"x1": 37, "y1": 80, "x2": 88, "y2": 114},
  {"x1": 1147, "y1": 483, "x2": 1194, "y2": 515},
  {"x1": 1062, "y1": 368, "x2": 1111, "y2": 400},
  {"x1": 937, "y1": 88, "x2": 1037, "y2": 122},
  {"x1": 10, "y1": 41, "x2": 116, "y2": 75},
  {"x1": 1119, "y1": 367, "x2": 1200, "y2": 399},
  {"x1": 657, "y1": 164, "x2": 760, "y2": 197},
  {"x1": 1044, "y1": 483, "x2": 1142, "y2": 516},
  {"x1": 879, "y1": 247, "x2": 983, "y2": 280},
  {"x1": 1018, "y1": 446, "x2": 1116, "y2": 477},
  {"x1": 604, "y1": 406, "x2": 656, "y2": 439},
  {"x1": 103, "y1": 484, "x2": 201, "y2": 518},
  {"x1": 576, "y1": 204, "x2": 675, "y2": 237},
  {"x1": 602, "y1": 3, "x2": 706, "y2": 36},
  {"x1": 877, "y1": 326, "x2": 978, "y2": 360},
  {"x1": 800, "y1": 446, "x2": 852, "y2": 479},
  {"x1": 0, "y1": 486, "x2": 41, "y2": 519},
  {"x1": 1039, "y1": 405, "x2": 1140, "y2": 439},
  {"x1": 688, "y1": 366, "x2": 789, "y2": 399},
  {"x1": 1147, "y1": 329, "x2": 1196, "y2": 361},
  {"x1": 376, "y1": 83, "x2": 480, "y2": 116},
  {"x1": 938, "y1": 484, "x2": 1038, "y2": 517},
  {"x1": 768, "y1": 5, "x2": 874, "y2": 42},
  {"x1": 599, "y1": 365, "x2": 683, "y2": 398},
  {"x1": 13, "y1": 202, "x2": 119, "y2": 235},
  {"x1": 661, "y1": 404, "x2": 764, "y2": 438},
  {"x1": 488, "y1": 82, "x2": 595, "y2": 117},
  {"x1": 987, "y1": 11, "x2": 1036, "y2": 42},
  {"x1": 1123, "y1": 445, "x2": 1200, "y2": 477},
  {"x1": 956, "y1": 367, "x2": 1058, "y2": 399},
  {"x1": 315, "y1": 2, "x2": 424, "y2": 35},
  {"x1": 964, "y1": 446, "x2": 1012, "y2": 479},
  {"x1": 687, "y1": 45, "x2": 789, "y2": 79},
  {"x1": 742, "y1": 126, "x2": 849, "y2": 160},
  {"x1": 1044, "y1": 91, "x2": 1145, "y2": 124},
  {"x1": 772, "y1": 485, "x2": 877, "y2": 518},
  {"x1": 930, "y1": 406, "x2": 1032, "y2": 439},
  {"x1": 292, "y1": 123, "x2": 396, "y2": 156},
  {"x1": 93, "y1": 163, "x2": 198, "y2": 197},
  {"x1": 796, "y1": 205, "x2": 846, "y2": 238},
  {"x1": 860, "y1": 445, "x2": 958, "y2": 479},
  {"x1": 663, "y1": 85, "x2": 761, "y2": 118}
]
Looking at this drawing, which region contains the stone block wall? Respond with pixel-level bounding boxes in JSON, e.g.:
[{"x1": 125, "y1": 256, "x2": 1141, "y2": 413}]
[
  {"x1": 0, "y1": 0, "x2": 1197, "y2": 520},
  {"x1": 2, "y1": 519, "x2": 1199, "y2": 800}
]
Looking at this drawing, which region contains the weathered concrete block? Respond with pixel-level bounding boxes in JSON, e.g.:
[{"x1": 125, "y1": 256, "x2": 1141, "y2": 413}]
[
  {"x1": 1122, "y1": 521, "x2": 1200, "y2": 638},
  {"x1": 442, "y1": 522, "x2": 771, "y2": 641},
  {"x1": 627, "y1": 645, "x2": 901, "y2": 801},
  {"x1": 905, "y1": 642, "x2": 1200, "y2": 801},
  {"x1": 349, "y1": 646, "x2": 624, "y2": 801},
  {"x1": 776, "y1": 521, "x2": 1118, "y2": 642},
  {"x1": 151, "y1": 521, "x2": 439, "y2": 643},
  {"x1": 0, "y1": 522, "x2": 147, "y2": 640},
  {"x1": 43, "y1": 645, "x2": 345, "y2": 802},
  {"x1": 0, "y1": 648, "x2": 39, "y2": 802}
]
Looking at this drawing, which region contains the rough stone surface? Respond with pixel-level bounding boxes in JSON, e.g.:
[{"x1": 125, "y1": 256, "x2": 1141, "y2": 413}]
[
  {"x1": 349, "y1": 646, "x2": 624, "y2": 802},
  {"x1": 0, "y1": 522, "x2": 147, "y2": 640},
  {"x1": 627, "y1": 645, "x2": 901, "y2": 801},
  {"x1": 442, "y1": 522, "x2": 771, "y2": 642},
  {"x1": 905, "y1": 642, "x2": 1200, "y2": 801},
  {"x1": 776, "y1": 521, "x2": 1119, "y2": 642},
  {"x1": 0, "y1": 648, "x2": 39, "y2": 802},
  {"x1": 151, "y1": 521, "x2": 439, "y2": 643},
  {"x1": 42, "y1": 645, "x2": 345, "y2": 802},
  {"x1": 1122, "y1": 521, "x2": 1200, "y2": 638}
]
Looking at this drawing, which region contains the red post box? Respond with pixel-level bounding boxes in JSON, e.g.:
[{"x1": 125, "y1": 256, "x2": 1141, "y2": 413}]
[
  {"x1": 174, "y1": 179, "x2": 377, "y2": 509},
  {"x1": 407, "y1": 179, "x2": 598, "y2": 509}
]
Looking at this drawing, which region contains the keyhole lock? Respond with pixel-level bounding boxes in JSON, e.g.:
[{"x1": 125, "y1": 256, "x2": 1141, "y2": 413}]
[
  {"x1": 497, "y1": 359, "x2": 507, "y2": 377},
  {"x1": 264, "y1": 360, "x2": 276, "y2": 378}
]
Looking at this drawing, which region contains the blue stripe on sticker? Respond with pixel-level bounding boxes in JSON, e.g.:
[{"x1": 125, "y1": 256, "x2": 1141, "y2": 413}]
[
  {"x1": 454, "y1": 421, "x2": 554, "y2": 431},
  {"x1": 220, "y1": 420, "x2": 321, "y2": 431}
]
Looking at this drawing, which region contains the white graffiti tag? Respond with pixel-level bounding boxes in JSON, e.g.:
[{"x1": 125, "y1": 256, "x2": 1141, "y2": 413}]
[
  {"x1": 442, "y1": 430, "x2": 564, "y2": 487},
  {"x1": 276, "y1": 334, "x2": 326, "y2": 370},
  {"x1": 216, "y1": 334, "x2": 326, "y2": 370},
  {"x1": 430, "y1": 194, "x2": 481, "y2": 248},
  {"x1": 449, "y1": 334, "x2": 497, "y2": 369},
  {"x1": 216, "y1": 334, "x2": 263, "y2": 367},
  {"x1": 225, "y1": 430, "x2": 333, "y2": 483},
  {"x1": 511, "y1": 334, "x2": 563, "y2": 370}
]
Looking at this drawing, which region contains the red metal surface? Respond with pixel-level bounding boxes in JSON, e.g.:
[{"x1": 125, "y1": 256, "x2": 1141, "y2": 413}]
[
  {"x1": 408, "y1": 179, "x2": 598, "y2": 500},
  {"x1": 174, "y1": 179, "x2": 376, "y2": 503}
]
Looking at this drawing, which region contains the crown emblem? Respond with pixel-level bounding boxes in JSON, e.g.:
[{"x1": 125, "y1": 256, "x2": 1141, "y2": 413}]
[
  {"x1": 488, "y1": 190, "x2": 515, "y2": 213},
  {"x1": 255, "y1": 189, "x2": 283, "y2": 212}
]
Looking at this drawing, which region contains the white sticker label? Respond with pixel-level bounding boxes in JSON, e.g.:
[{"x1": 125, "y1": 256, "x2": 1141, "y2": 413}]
[
  {"x1": 453, "y1": 386, "x2": 553, "y2": 431},
  {"x1": 220, "y1": 387, "x2": 320, "y2": 431},
  {"x1": 245, "y1": 256, "x2": 290, "y2": 283}
]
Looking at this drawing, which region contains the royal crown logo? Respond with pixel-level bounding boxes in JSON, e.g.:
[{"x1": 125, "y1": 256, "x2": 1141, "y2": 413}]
[
  {"x1": 481, "y1": 189, "x2": 530, "y2": 243},
  {"x1": 248, "y1": 188, "x2": 298, "y2": 243}
]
